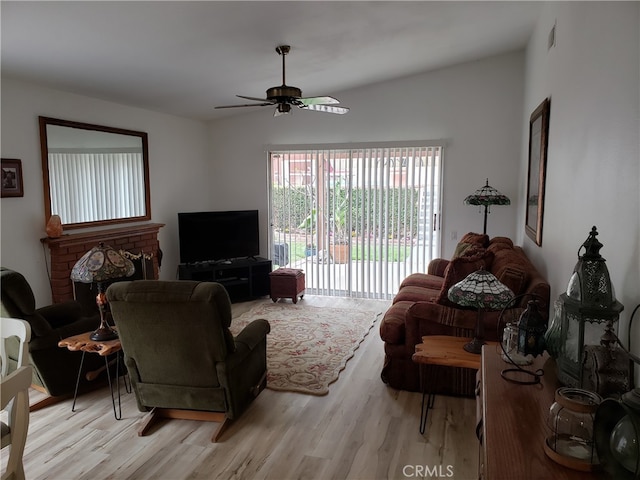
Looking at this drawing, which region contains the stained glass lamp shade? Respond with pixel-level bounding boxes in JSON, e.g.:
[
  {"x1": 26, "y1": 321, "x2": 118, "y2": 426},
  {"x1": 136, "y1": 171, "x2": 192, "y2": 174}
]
[
  {"x1": 448, "y1": 269, "x2": 514, "y2": 354},
  {"x1": 70, "y1": 242, "x2": 135, "y2": 340},
  {"x1": 464, "y1": 179, "x2": 511, "y2": 234}
]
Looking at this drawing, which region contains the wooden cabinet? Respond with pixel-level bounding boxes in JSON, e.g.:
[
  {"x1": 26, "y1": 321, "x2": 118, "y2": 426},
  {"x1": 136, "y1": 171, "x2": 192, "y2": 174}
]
[
  {"x1": 178, "y1": 257, "x2": 271, "y2": 303},
  {"x1": 478, "y1": 346, "x2": 603, "y2": 479}
]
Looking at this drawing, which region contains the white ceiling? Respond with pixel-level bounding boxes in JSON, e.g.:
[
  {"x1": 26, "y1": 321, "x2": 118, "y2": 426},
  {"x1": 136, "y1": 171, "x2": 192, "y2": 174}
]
[{"x1": 1, "y1": 1, "x2": 542, "y2": 121}]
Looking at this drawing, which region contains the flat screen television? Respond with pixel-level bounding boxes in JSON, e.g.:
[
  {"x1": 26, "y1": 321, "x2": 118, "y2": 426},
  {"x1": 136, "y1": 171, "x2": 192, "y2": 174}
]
[{"x1": 178, "y1": 210, "x2": 260, "y2": 264}]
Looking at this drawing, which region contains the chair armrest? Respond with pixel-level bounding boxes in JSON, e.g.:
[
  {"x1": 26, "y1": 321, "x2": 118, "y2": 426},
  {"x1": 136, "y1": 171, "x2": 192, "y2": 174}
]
[
  {"x1": 36, "y1": 301, "x2": 84, "y2": 328},
  {"x1": 226, "y1": 319, "x2": 270, "y2": 370},
  {"x1": 1, "y1": 366, "x2": 32, "y2": 409},
  {"x1": 427, "y1": 258, "x2": 450, "y2": 277},
  {"x1": 234, "y1": 319, "x2": 270, "y2": 351},
  {"x1": 30, "y1": 314, "x2": 99, "y2": 351}
]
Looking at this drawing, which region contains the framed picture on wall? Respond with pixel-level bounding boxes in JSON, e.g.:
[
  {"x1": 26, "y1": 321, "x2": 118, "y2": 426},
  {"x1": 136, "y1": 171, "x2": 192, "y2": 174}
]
[
  {"x1": 1, "y1": 158, "x2": 24, "y2": 198},
  {"x1": 525, "y1": 98, "x2": 550, "y2": 246}
]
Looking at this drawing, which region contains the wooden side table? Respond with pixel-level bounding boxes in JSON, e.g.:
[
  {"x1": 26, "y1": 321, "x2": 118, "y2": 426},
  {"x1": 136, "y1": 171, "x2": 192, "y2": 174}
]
[
  {"x1": 58, "y1": 332, "x2": 128, "y2": 420},
  {"x1": 412, "y1": 335, "x2": 498, "y2": 434}
]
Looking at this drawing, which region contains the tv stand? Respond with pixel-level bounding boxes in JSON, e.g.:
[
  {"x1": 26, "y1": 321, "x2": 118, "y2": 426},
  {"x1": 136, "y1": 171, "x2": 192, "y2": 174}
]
[{"x1": 178, "y1": 257, "x2": 272, "y2": 303}]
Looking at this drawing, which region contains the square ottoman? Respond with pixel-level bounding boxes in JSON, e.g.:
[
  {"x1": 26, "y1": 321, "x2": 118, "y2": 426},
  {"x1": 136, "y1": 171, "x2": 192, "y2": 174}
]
[{"x1": 269, "y1": 268, "x2": 305, "y2": 303}]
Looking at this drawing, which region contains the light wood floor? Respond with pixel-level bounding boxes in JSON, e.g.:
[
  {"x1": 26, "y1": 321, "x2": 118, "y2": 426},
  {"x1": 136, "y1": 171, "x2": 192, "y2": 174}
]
[{"x1": 6, "y1": 296, "x2": 479, "y2": 480}]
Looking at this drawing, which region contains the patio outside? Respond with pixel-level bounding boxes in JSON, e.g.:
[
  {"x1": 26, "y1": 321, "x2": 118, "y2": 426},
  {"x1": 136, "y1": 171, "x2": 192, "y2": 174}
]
[{"x1": 270, "y1": 145, "x2": 442, "y2": 300}]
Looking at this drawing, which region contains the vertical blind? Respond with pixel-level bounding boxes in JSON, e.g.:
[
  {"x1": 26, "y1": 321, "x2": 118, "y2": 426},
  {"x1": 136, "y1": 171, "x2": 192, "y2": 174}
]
[
  {"x1": 270, "y1": 144, "x2": 442, "y2": 299},
  {"x1": 48, "y1": 152, "x2": 145, "y2": 225}
]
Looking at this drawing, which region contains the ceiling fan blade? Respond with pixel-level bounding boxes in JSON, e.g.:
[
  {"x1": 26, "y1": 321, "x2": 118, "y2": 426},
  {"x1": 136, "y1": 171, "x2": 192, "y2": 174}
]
[
  {"x1": 215, "y1": 102, "x2": 274, "y2": 109},
  {"x1": 298, "y1": 96, "x2": 340, "y2": 106},
  {"x1": 301, "y1": 104, "x2": 350, "y2": 114},
  {"x1": 237, "y1": 95, "x2": 275, "y2": 103}
]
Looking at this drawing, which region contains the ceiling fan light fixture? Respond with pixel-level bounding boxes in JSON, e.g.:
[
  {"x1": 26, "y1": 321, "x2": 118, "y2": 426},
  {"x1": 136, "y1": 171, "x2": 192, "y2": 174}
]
[{"x1": 276, "y1": 103, "x2": 291, "y2": 115}]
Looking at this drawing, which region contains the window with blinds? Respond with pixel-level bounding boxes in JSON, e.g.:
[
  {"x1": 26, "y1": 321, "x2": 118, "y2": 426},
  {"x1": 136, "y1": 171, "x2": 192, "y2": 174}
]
[{"x1": 269, "y1": 143, "x2": 442, "y2": 299}]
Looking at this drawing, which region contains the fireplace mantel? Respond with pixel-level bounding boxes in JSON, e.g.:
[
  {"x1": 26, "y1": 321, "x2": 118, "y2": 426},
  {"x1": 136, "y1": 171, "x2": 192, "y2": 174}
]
[{"x1": 41, "y1": 222, "x2": 164, "y2": 304}]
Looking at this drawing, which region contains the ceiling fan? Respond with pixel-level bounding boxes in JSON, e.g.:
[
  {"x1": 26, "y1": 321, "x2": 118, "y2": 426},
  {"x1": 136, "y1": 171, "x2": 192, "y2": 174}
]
[{"x1": 215, "y1": 45, "x2": 349, "y2": 117}]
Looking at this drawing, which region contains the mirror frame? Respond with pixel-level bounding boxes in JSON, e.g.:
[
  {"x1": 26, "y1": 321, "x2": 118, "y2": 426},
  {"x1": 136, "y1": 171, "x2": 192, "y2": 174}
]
[{"x1": 39, "y1": 116, "x2": 151, "y2": 230}]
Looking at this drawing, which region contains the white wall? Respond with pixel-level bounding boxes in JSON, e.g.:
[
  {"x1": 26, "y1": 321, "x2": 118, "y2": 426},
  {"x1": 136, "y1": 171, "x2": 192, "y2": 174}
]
[
  {"x1": 520, "y1": 3, "x2": 640, "y2": 371},
  {"x1": 0, "y1": 78, "x2": 211, "y2": 306},
  {"x1": 208, "y1": 51, "x2": 526, "y2": 259}
]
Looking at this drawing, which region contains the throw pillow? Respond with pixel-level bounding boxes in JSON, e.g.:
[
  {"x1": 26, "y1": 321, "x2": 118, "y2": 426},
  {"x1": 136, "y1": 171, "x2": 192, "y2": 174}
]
[
  {"x1": 452, "y1": 242, "x2": 475, "y2": 258},
  {"x1": 436, "y1": 250, "x2": 495, "y2": 307},
  {"x1": 497, "y1": 266, "x2": 528, "y2": 296},
  {"x1": 459, "y1": 232, "x2": 490, "y2": 248}
]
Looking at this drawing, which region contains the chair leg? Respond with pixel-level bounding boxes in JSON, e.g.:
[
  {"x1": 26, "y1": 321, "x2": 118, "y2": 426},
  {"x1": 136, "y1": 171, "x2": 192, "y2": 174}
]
[
  {"x1": 138, "y1": 407, "x2": 163, "y2": 437},
  {"x1": 211, "y1": 416, "x2": 231, "y2": 443},
  {"x1": 137, "y1": 408, "x2": 230, "y2": 442}
]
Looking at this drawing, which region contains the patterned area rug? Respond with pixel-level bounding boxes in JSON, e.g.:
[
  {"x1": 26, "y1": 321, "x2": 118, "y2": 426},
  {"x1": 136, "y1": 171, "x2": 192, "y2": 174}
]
[{"x1": 229, "y1": 302, "x2": 382, "y2": 396}]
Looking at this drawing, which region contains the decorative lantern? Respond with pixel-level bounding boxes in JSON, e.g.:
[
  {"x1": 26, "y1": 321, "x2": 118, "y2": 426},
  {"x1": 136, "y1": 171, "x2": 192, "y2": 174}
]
[
  {"x1": 501, "y1": 299, "x2": 547, "y2": 365},
  {"x1": 593, "y1": 303, "x2": 640, "y2": 479},
  {"x1": 594, "y1": 388, "x2": 640, "y2": 479},
  {"x1": 544, "y1": 387, "x2": 602, "y2": 471},
  {"x1": 501, "y1": 322, "x2": 532, "y2": 365},
  {"x1": 517, "y1": 299, "x2": 547, "y2": 358},
  {"x1": 547, "y1": 226, "x2": 624, "y2": 389}
]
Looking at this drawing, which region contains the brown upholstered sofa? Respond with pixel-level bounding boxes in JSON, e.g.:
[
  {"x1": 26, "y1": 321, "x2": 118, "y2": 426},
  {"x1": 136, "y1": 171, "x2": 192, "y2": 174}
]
[{"x1": 379, "y1": 233, "x2": 550, "y2": 396}]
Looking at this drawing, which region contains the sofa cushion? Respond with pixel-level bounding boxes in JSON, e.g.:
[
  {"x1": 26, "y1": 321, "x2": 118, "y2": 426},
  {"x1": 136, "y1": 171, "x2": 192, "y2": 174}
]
[
  {"x1": 489, "y1": 236, "x2": 513, "y2": 248},
  {"x1": 436, "y1": 250, "x2": 494, "y2": 307},
  {"x1": 399, "y1": 273, "x2": 444, "y2": 290},
  {"x1": 393, "y1": 285, "x2": 440, "y2": 304}
]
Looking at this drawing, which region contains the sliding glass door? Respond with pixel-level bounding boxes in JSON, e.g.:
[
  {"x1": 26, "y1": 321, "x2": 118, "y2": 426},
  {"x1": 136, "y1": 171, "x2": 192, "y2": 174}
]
[{"x1": 269, "y1": 143, "x2": 442, "y2": 299}]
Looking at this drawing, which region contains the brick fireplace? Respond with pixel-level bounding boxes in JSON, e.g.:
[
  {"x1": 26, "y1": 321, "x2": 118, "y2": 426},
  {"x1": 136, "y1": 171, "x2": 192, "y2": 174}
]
[{"x1": 41, "y1": 223, "x2": 164, "y2": 305}]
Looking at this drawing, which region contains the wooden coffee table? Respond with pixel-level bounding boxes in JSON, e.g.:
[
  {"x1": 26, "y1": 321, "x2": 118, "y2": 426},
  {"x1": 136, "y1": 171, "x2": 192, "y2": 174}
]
[
  {"x1": 412, "y1": 335, "x2": 498, "y2": 434},
  {"x1": 58, "y1": 331, "x2": 128, "y2": 420}
]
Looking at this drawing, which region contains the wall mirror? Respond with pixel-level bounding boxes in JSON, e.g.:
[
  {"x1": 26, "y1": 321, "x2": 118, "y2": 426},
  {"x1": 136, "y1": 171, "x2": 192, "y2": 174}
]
[{"x1": 39, "y1": 116, "x2": 151, "y2": 229}]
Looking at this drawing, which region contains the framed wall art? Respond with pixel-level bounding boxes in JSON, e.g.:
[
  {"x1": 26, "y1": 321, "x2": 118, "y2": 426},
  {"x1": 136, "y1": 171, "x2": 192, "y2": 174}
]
[
  {"x1": 1, "y1": 158, "x2": 24, "y2": 198},
  {"x1": 525, "y1": 98, "x2": 550, "y2": 246}
]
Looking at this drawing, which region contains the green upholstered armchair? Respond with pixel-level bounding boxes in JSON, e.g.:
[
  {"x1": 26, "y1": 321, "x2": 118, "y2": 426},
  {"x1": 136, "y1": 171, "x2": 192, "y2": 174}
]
[
  {"x1": 0, "y1": 267, "x2": 105, "y2": 407},
  {"x1": 106, "y1": 280, "x2": 270, "y2": 442}
]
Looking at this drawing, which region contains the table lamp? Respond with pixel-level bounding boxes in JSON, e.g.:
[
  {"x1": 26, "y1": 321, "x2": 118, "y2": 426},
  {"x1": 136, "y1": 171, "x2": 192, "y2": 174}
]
[
  {"x1": 464, "y1": 179, "x2": 511, "y2": 235},
  {"x1": 70, "y1": 242, "x2": 135, "y2": 341},
  {"x1": 448, "y1": 269, "x2": 514, "y2": 354}
]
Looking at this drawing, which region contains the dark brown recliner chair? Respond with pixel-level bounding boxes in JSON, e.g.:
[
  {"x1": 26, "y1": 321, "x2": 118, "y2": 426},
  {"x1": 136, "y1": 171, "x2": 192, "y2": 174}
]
[
  {"x1": 106, "y1": 280, "x2": 270, "y2": 442},
  {"x1": 0, "y1": 267, "x2": 105, "y2": 408}
]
